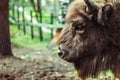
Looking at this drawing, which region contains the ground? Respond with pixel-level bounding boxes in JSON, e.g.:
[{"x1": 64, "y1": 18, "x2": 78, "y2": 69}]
[
  {"x1": 0, "y1": 44, "x2": 78, "y2": 80},
  {"x1": 0, "y1": 44, "x2": 115, "y2": 80}
]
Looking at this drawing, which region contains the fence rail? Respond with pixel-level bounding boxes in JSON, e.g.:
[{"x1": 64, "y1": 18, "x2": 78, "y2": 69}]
[{"x1": 9, "y1": 18, "x2": 63, "y2": 29}]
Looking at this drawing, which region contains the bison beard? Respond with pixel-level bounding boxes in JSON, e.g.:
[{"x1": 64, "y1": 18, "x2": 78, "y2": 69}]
[{"x1": 58, "y1": 0, "x2": 120, "y2": 79}]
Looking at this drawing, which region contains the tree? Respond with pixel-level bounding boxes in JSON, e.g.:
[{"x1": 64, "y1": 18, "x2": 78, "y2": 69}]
[
  {"x1": 30, "y1": 0, "x2": 41, "y2": 12},
  {"x1": 0, "y1": 0, "x2": 13, "y2": 58}
]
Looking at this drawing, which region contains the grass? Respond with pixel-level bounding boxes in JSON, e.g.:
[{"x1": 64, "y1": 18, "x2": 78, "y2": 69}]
[{"x1": 10, "y1": 24, "x2": 52, "y2": 50}]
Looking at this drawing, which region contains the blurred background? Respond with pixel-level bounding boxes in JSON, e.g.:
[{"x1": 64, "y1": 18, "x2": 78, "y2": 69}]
[{"x1": 9, "y1": 0, "x2": 73, "y2": 51}]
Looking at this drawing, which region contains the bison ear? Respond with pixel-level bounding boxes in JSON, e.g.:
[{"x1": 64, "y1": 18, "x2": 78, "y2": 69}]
[{"x1": 96, "y1": 4, "x2": 113, "y2": 26}]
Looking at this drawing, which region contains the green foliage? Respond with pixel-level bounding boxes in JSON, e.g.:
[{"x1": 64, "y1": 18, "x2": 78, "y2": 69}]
[
  {"x1": 9, "y1": 5, "x2": 57, "y2": 25},
  {"x1": 9, "y1": 0, "x2": 30, "y2": 5}
]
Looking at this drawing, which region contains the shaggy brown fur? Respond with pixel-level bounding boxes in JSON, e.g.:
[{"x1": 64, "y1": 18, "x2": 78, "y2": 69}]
[{"x1": 58, "y1": 0, "x2": 120, "y2": 79}]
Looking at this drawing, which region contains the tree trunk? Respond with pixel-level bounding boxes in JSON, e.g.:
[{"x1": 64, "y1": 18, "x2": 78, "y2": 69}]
[
  {"x1": 30, "y1": 0, "x2": 36, "y2": 12},
  {"x1": 0, "y1": 0, "x2": 13, "y2": 58}
]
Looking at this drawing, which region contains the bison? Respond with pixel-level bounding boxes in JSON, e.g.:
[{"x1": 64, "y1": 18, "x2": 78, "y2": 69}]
[{"x1": 58, "y1": 0, "x2": 120, "y2": 79}]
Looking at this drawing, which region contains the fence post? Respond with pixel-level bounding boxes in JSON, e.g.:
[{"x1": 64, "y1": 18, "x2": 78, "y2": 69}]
[
  {"x1": 39, "y1": 27, "x2": 43, "y2": 41},
  {"x1": 50, "y1": 13, "x2": 54, "y2": 39},
  {"x1": 17, "y1": 5, "x2": 20, "y2": 30},
  {"x1": 12, "y1": 4, "x2": 15, "y2": 20},
  {"x1": 30, "y1": 11, "x2": 34, "y2": 39},
  {"x1": 39, "y1": 11, "x2": 43, "y2": 41},
  {"x1": 40, "y1": 11, "x2": 42, "y2": 23},
  {"x1": 22, "y1": 5, "x2": 26, "y2": 34}
]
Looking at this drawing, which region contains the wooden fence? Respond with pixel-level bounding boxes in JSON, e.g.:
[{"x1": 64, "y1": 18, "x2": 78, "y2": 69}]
[{"x1": 10, "y1": 4, "x2": 63, "y2": 41}]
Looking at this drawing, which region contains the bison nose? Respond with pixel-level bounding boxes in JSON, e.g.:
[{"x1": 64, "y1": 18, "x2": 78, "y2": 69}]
[
  {"x1": 58, "y1": 44, "x2": 69, "y2": 59},
  {"x1": 58, "y1": 50, "x2": 69, "y2": 58},
  {"x1": 58, "y1": 46, "x2": 75, "y2": 62}
]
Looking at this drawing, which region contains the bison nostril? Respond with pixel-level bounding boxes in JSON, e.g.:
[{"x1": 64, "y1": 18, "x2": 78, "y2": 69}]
[
  {"x1": 58, "y1": 46, "x2": 61, "y2": 50},
  {"x1": 58, "y1": 52, "x2": 63, "y2": 57},
  {"x1": 58, "y1": 50, "x2": 69, "y2": 58}
]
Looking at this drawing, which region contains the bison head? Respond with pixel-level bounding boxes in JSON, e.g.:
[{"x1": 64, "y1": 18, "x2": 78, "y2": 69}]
[{"x1": 58, "y1": 0, "x2": 114, "y2": 79}]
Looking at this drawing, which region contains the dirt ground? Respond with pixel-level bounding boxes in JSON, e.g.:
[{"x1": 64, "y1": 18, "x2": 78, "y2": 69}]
[
  {"x1": 0, "y1": 44, "x2": 115, "y2": 80},
  {"x1": 0, "y1": 44, "x2": 79, "y2": 80}
]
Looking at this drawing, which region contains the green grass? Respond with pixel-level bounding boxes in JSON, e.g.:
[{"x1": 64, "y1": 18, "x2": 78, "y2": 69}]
[
  {"x1": 10, "y1": 25, "x2": 51, "y2": 50},
  {"x1": 98, "y1": 70, "x2": 114, "y2": 79}
]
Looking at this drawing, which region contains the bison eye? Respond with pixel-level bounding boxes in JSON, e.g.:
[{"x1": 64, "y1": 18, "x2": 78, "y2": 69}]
[
  {"x1": 72, "y1": 21, "x2": 86, "y2": 34},
  {"x1": 75, "y1": 25, "x2": 85, "y2": 31}
]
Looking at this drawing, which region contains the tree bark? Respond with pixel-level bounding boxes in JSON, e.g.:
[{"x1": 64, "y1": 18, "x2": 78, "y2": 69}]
[
  {"x1": 0, "y1": 0, "x2": 13, "y2": 57},
  {"x1": 30, "y1": 0, "x2": 36, "y2": 12},
  {"x1": 30, "y1": 0, "x2": 41, "y2": 12}
]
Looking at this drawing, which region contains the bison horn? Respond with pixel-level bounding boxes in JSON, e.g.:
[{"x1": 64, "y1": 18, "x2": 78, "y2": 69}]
[{"x1": 84, "y1": 0, "x2": 98, "y2": 14}]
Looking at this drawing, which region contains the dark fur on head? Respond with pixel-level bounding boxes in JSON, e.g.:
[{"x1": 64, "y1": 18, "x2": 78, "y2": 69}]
[{"x1": 58, "y1": 0, "x2": 120, "y2": 79}]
